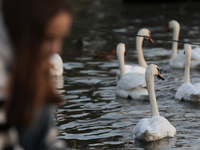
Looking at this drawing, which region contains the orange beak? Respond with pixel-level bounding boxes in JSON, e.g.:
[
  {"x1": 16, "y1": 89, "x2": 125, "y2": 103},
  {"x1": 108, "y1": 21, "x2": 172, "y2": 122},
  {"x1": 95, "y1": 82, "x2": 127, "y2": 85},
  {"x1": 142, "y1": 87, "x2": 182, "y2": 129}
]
[
  {"x1": 148, "y1": 35, "x2": 154, "y2": 43},
  {"x1": 157, "y1": 71, "x2": 164, "y2": 81},
  {"x1": 149, "y1": 38, "x2": 154, "y2": 44},
  {"x1": 165, "y1": 27, "x2": 170, "y2": 33}
]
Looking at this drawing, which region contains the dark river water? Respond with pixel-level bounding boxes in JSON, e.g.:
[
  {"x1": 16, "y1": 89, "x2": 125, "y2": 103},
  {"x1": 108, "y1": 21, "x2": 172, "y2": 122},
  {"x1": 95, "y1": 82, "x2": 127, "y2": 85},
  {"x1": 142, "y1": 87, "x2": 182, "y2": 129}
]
[{"x1": 55, "y1": 1, "x2": 200, "y2": 149}]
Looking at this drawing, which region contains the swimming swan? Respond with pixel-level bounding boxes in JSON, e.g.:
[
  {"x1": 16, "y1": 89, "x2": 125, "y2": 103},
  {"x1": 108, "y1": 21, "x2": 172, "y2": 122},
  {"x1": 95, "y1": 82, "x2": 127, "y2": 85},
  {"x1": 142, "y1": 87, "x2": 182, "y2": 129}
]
[
  {"x1": 115, "y1": 44, "x2": 148, "y2": 100},
  {"x1": 132, "y1": 64, "x2": 176, "y2": 141},
  {"x1": 49, "y1": 53, "x2": 63, "y2": 76},
  {"x1": 116, "y1": 28, "x2": 153, "y2": 83},
  {"x1": 116, "y1": 43, "x2": 145, "y2": 83},
  {"x1": 166, "y1": 20, "x2": 200, "y2": 68},
  {"x1": 175, "y1": 44, "x2": 200, "y2": 101}
]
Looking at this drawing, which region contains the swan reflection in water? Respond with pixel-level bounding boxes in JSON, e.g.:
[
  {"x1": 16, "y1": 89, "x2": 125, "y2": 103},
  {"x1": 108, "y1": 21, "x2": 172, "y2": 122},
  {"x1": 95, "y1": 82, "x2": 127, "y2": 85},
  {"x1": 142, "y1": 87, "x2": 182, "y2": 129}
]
[
  {"x1": 134, "y1": 137, "x2": 176, "y2": 149},
  {"x1": 53, "y1": 75, "x2": 65, "y2": 95}
]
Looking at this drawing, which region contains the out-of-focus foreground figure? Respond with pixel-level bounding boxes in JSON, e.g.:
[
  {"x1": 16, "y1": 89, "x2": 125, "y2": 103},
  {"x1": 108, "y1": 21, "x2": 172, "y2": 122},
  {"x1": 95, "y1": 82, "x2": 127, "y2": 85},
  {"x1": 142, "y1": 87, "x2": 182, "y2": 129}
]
[{"x1": 0, "y1": 0, "x2": 72, "y2": 149}]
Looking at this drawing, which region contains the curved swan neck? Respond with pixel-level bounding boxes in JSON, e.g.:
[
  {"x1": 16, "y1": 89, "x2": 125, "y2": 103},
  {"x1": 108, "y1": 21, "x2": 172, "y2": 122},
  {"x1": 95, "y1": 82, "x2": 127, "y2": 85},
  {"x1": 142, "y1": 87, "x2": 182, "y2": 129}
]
[
  {"x1": 136, "y1": 36, "x2": 147, "y2": 68},
  {"x1": 170, "y1": 23, "x2": 180, "y2": 64},
  {"x1": 184, "y1": 44, "x2": 191, "y2": 83},
  {"x1": 117, "y1": 48, "x2": 125, "y2": 78},
  {"x1": 145, "y1": 70, "x2": 159, "y2": 117}
]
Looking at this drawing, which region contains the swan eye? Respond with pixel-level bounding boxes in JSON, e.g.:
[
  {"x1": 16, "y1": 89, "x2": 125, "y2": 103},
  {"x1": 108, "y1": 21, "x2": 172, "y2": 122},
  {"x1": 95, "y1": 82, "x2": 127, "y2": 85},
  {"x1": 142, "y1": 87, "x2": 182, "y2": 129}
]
[{"x1": 183, "y1": 51, "x2": 185, "y2": 54}]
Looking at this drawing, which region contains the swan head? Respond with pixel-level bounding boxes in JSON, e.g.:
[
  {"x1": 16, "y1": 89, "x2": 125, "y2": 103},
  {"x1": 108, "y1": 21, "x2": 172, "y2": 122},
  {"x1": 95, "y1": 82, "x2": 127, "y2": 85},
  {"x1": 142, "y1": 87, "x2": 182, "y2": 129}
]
[
  {"x1": 166, "y1": 20, "x2": 180, "y2": 33},
  {"x1": 116, "y1": 43, "x2": 126, "y2": 57},
  {"x1": 137, "y1": 28, "x2": 154, "y2": 43},
  {"x1": 146, "y1": 64, "x2": 164, "y2": 80}
]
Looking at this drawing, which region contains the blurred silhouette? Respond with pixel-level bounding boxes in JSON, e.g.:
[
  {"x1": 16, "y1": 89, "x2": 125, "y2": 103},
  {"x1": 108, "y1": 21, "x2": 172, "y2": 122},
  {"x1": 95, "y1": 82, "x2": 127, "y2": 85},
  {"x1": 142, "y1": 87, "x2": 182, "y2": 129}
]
[
  {"x1": 0, "y1": 0, "x2": 72, "y2": 149},
  {"x1": 50, "y1": 53, "x2": 64, "y2": 76}
]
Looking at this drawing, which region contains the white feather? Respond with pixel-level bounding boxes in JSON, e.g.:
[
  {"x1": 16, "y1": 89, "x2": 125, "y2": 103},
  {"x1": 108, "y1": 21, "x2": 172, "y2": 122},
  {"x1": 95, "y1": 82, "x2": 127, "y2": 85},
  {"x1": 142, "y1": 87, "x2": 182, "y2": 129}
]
[
  {"x1": 133, "y1": 116, "x2": 176, "y2": 142},
  {"x1": 175, "y1": 44, "x2": 200, "y2": 101},
  {"x1": 132, "y1": 64, "x2": 176, "y2": 141},
  {"x1": 175, "y1": 83, "x2": 200, "y2": 101},
  {"x1": 49, "y1": 53, "x2": 63, "y2": 76},
  {"x1": 116, "y1": 72, "x2": 148, "y2": 100},
  {"x1": 168, "y1": 20, "x2": 200, "y2": 69},
  {"x1": 116, "y1": 65, "x2": 145, "y2": 83},
  {"x1": 116, "y1": 29, "x2": 151, "y2": 83}
]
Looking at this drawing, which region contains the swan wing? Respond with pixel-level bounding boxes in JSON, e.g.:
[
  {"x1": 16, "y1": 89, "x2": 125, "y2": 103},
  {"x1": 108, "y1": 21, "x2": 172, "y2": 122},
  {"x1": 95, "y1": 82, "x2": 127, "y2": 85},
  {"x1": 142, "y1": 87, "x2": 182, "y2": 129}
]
[
  {"x1": 171, "y1": 50, "x2": 200, "y2": 68},
  {"x1": 175, "y1": 83, "x2": 200, "y2": 101},
  {"x1": 116, "y1": 65, "x2": 146, "y2": 83},
  {"x1": 192, "y1": 47, "x2": 200, "y2": 54},
  {"x1": 117, "y1": 72, "x2": 146, "y2": 91},
  {"x1": 171, "y1": 51, "x2": 185, "y2": 68},
  {"x1": 191, "y1": 49, "x2": 200, "y2": 60},
  {"x1": 124, "y1": 65, "x2": 135, "y2": 72},
  {"x1": 130, "y1": 66, "x2": 146, "y2": 74},
  {"x1": 190, "y1": 60, "x2": 200, "y2": 69},
  {"x1": 194, "y1": 83, "x2": 200, "y2": 91},
  {"x1": 133, "y1": 116, "x2": 176, "y2": 141},
  {"x1": 116, "y1": 65, "x2": 135, "y2": 83}
]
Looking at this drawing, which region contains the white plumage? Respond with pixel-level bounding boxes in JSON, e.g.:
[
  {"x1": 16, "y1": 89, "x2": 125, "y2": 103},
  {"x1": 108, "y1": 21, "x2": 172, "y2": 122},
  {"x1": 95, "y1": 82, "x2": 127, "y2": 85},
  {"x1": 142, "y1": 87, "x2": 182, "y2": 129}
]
[
  {"x1": 116, "y1": 28, "x2": 153, "y2": 83},
  {"x1": 167, "y1": 20, "x2": 200, "y2": 68},
  {"x1": 49, "y1": 53, "x2": 63, "y2": 76},
  {"x1": 115, "y1": 43, "x2": 148, "y2": 100},
  {"x1": 133, "y1": 116, "x2": 176, "y2": 141},
  {"x1": 175, "y1": 44, "x2": 200, "y2": 101},
  {"x1": 116, "y1": 65, "x2": 145, "y2": 83},
  {"x1": 132, "y1": 64, "x2": 176, "y2": 141},
  {"x1": 116, "y1": 72, "x2": 148, "y2": 100},
  {"x1": 115, "y1": 29, "x2": 154, "y2": 99}
]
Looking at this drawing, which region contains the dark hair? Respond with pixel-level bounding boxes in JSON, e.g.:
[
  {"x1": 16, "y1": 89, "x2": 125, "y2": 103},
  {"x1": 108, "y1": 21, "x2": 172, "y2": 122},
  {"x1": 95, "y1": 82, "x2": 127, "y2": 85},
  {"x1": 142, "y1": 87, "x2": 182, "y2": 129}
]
[{"x1": 2, "y1": 0, "x2": 72, "y2": 128}]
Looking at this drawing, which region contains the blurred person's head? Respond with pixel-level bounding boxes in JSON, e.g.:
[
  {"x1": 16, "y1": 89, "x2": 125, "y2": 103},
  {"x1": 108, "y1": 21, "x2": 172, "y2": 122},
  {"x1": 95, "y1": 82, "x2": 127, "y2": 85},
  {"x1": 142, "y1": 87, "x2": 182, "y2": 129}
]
[{"x1": 2, "y1": 0, "x2": 72, "y2": 128}]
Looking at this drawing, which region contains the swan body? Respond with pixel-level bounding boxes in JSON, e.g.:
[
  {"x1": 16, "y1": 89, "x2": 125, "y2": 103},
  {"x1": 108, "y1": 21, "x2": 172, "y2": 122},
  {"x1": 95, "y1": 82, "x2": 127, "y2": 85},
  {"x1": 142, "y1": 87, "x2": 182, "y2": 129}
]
[
  {"x1": 133, "y1": 116, "x2": 176, "y2": 141},
  {"x1": 116, "y1": 71, "x2": 148, "y2": 100},
  {"x1": 175, "y1": 83, "x2": 200, "y2": 101},
  {"x1": 116, "y1": 65, "x2": 145, "y2": 83},
  {"x1": 115, "y1": 43, "x2": 148, "y2": 100},
  {"x1": 175, "y1": 44, "x2": 200, "y2": 101},
  {"x1": 192, "y1": 47, "x2": 200, "y2": 54},
  {"x1": 133, "y1": 64, "x2": 176, "y2": 141},
  {"x1": 49, "y1": 53, "x2": 63, "y2": 76},
  {"x1": 116, "y1": 28, "x2": 153, "y2": 83},
  {"x1": 167, "y1": 20, "x2": 200, "y2": 68}
]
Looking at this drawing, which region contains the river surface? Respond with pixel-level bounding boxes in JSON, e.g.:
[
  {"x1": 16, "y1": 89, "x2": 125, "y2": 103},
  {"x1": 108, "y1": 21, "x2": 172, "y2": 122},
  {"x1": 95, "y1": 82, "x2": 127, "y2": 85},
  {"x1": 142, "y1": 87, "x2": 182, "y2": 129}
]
[{"x1": 55, "y1": 1, "x2": 200, "y2": 149}]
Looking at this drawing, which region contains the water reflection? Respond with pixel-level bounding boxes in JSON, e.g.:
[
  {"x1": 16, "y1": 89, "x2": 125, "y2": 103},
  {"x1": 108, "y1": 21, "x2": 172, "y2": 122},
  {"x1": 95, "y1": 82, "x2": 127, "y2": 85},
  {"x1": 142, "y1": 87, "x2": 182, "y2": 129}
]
[{"x1": 134, "y1": 138, "x2": 176, "y2": 149}]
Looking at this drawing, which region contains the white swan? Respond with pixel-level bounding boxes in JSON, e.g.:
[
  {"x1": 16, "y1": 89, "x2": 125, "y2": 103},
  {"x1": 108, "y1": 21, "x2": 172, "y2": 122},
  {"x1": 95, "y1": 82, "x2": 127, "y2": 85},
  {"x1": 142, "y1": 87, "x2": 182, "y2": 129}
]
[
  {"x1": 49, "y1": 53, "x2": 63, "y2": 76},
  {"x1": 116, "y1": 28, "x2": 153, "y2": 83},
  {"x1": 115, "y1": 44, "x2": 148, "y2": 100},
  {"x1": 175, "y1": 44, "x2": 200, "y2": 101},
  {"x1": 166, "y1": 20, "x2": 200, "y2": 68},
  {"x1": 132, "y1": 64, "x2": 176, "y2": 142},
  {"x1": 116, "y1": 43, "x2": 145, "y2": 83}
]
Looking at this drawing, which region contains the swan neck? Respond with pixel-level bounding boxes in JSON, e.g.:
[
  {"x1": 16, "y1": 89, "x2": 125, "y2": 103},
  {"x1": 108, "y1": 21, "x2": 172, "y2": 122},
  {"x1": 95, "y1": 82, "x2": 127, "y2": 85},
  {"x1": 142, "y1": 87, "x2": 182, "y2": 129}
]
[
  {"x1": 145, "y1": 72, "x2": 160, "y2": 117},
  {"x1": 184, "y1": 49, "x2": 190, "y2": 83},
  {"x1": 170, "y1": 26, "x2": 180, "y2": 64},
  {"x1": 117, "y1": 52, "x2": 125, "y2": 78},
  {"x1": 136, "y1": 37, "x2": 147, "y2": 68}
]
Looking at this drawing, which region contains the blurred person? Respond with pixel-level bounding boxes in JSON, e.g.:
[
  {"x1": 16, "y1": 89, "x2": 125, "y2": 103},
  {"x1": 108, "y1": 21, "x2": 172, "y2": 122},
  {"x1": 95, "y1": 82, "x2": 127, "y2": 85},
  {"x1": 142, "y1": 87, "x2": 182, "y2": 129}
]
[{"x1": 0, "y1": 0, "x2": 72, "y2": 149}]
